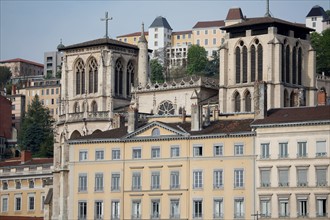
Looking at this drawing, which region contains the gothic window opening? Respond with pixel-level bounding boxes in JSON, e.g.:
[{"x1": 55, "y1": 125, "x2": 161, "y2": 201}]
[
  {"x1": 91, "y1": 101, "x2": 97, "y2": 113},
  {"x1": 88, "y1": 58, "x2": 98, "y2": 93},
  {"x1": 75, "y1": 59, "x2": 85, "y2": 95},
  {"x1": 235, "y1": 47, "x2": 241, "y2": 84},
  {"x1": 73, "y1": 102, "x2": 80, "y2": 113},
  {"x1": 157, "y1": 100, "x2": 175, "y2": 115},
  {"x1": 251, "y1": 45, "x2": 256, "y2": 82},
  {"x1": 281, "y1": 44, "x2": 285, "y2": 82},
  {"x1": 257, "y1": 44, "x2": 263, "y2": 81},
  {"x1": 250, "y1": 39, "x2": 263, "y2": 82},
  {"x1": 290, "y1": 91, "x2": 296, "y2": 107},
  {"x1": 115, "y1": 60, "x2": 123, "y2": 96},
  {"x1": 285, "y1": 45, "x2": 290, "y2": 83},
  {"x1": 292, "y1": 47, "x2": 297, "y2": 84},
  {"x1": 245, "y1": 91, "x2": 251, "y2": 112},
  {"x1": 298, "y1": 48, "x2": 302, "y2": 85},
  {"x1": 234, "y1": 92, "x2": 241, "y2": 112},
  {"x1": 284, "y1": 89, "x2": 289, "y2": 107},
  {"x1": 126, "y1": 61, "x2": 135, "y2": 96},
  {"x1": 242, "y1": 46, "x2": 248, "y2": 83}
]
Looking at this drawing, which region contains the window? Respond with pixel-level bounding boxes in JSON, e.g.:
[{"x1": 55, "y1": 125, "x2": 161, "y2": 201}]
[
  {"x1": 170, "y1": 199, "x2": 180, "y2": 219},
  {"x1": 261, "y1": 143, "x2": 270, "y2": 159},
  {"x1": 213, "y1": 170, "x2": 223, "y2": 189},
  {"x1": 176, "y1": 35, "x2": 180, "y2": 40},
  {"x1": 193, "y1": 171, "x2": 203, "y2": 189},
  {"x1": 197, "y1": 39, "x2": 200, "y2": 45},
  {"x1": 214, "y1": 199, "x2": 224, "y2": 218},
  {"x1": 316, "y1": 141, "x2": 326, "y2": 157},
  {"x1": 151, "y1": 171, "x2": 160, "y2": 189},
  {"x1": 214, "y1": 144, "x2": 223, "y2": 156},
  {"x1": 151, "y1": 200, "x2": 160, "y2": 219},
  {"x1": 51, "y1": 88, "x2": 54, "y2": 94},
  {"x1": 151, "y1": 147, "x2": 160, "y2": 159},
  {"x1": 46, "y1": 89, "x2": 49, "y2": 95},
  {"x1": 95, "y1": 173, "x2": 104, "y2": 192},
  {"x1": 15, "y1": 196, "x2": 21, "y2": 211},
  {"x1": 297, "y1": 197, "x2": 308, "y2": 217},
  {"x1": 154, "y1": 41, "x2": 158, "y2": 46},
  {"x1": 297, "y1": 168, "x2": 308, "y2": 187},
  {"x1": 78, "y1": 201, "x2": 87, "y2": 220},
  {"x1": 79, "y1": 150, "x2": 88, "y2": 161},
  {"x1": 16, "y1": 181, "x2": 21, "y2": 189},
  {"x1": 95, "y1": 201, "x2": 103, "y2": 220},
  {"x1": 112, "y1": 149, "x2": 120, "y2": 160},
  {"x1": 213, "y1": 38, "x2": 216, "y2": 45},
  {"x1": 28, "y1": 195, "x2": 35, "y2": 210},
  {"x1": 132, "y1": 200, "x2": 141, "y2": 219},
  {"x1": 133, "y1": 148, "x2": 142, "y2": 159},
  {"x1": 312, "y1": 22, "x2": 316, "y2": 27},
  {"x1": 2, "y1": 182, "x2": 8, "y2": 190},
  {"x1": 193, "y1": 199, "x2": 203, "y2": 218},
  {"x1": 111, "y1": 201, "x2": 120, "y2": 219},
  {"x1": 111, "y1": 173, "x2": 120, "y2": 191},
  {"x1": 316, "y1": 197, "x2": 327, "y2": 217},
  {"x1": 1, "y1": 197, "x2": 8, "y2": 212},
  {"x1": 279, "y1": 198, "x2": 289, "y2": 217},
  {"x1": 170, "y1": 171, "x2": 180, "y2": 189},
  {"x1": 171, "y1": 146, "x2": 180, "y2": 157},
  {"x1": 279, "y1": 142, "x2": 288, "y2": 158},
  {"x1": 234, "y1": 198, "x2": 244, "y2": 218},
  {"x1": 78, "y1": 174, "x2": 87, "y2": 192},
  {"x1": 155, "y1": 34, "x2": 158, "y2": 38},
  {"x1": 42, "y1": 89, "x2": 44, "y2": 95},
  {"x1": 56, "y1": 88, "x2": 59, "y2": 94},
  {"x1": 197, "y1": 31, "x2": 200, "y2": 35},
  {"x1": 234, "y1": 169, "x2": 244, "y2": 188},
  {"x1": 193, "y1": 145, "x2": 203, "y2": 157},
  {"x1": 205, "y1": 30, "x2": 208, "y2": 34},
  {"x1": 234, "y1": 92, "x2": 240, "y2": 112},
  {"x1": 132, "y1": 172, "x2": 141, "y2": 190},
  {"x1": 188, "y1": 33, "x2": 191, "y2": 38},
  {"x1": 29, "y1": 180, "x2": 34, "y2": 188},
  {"x1": 260, "y1": 169, "x2": 270, "y2": 187},
  {"x1": 95, "y1": 150, "x2": 104, "y2": 160},
  {"x1": 41, "y1": 195, "x2": 45, "y2": 210},
  {"x1": 278, "y1": 169, "x2": 289, "y2": 187},
  {"x1": 152, "y1": 128, "x2": 160, "y2": 136},
  {"x1": 316, "y1": 167, "x2": 327, "y2": 186},
  {"x1": 234, "y1": 144, "x2": 244, "y2": 155},
  {"x1": 297, "y1": 142, "x2": 307, "y2": 157},
  {"x1": 260, "y1": 199, "x2": 271, "y2": 217},
  {"x1": 204, "y1": 39, "x2": 208, "y2": 45}
]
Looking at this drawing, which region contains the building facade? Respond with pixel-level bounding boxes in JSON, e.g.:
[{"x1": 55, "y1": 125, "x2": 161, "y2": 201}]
[
  {"x1": 0, "y1": 58, "x2": 44, "y2": 78},
  {"x1": 44, "y1": 51, "x2": 63, "y2": 78},
  {"x1": 305, "y1": 5, "x2": 330, "y2": 33}
]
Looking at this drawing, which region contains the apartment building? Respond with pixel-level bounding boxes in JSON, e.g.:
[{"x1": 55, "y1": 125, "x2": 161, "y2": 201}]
[
  {"x1": 44, "y1": 51, "x2": 63, "y2": 78},
  {"x1": 0, "y1": 58, "x2": 44, "y2": 78},
  {"x1": 252, "y1": 106, "x2": 330, "y2": 219},
  {"x1": 0, "y1": 151, "x2": 53, "y2": 219}
]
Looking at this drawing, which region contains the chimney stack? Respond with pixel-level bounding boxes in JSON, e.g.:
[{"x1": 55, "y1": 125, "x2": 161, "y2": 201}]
[
  {"x1": 191, "y1": 90, "x2": 201, "y2": 131},
  {"x1": 128, "y1": 107, "x2": 138, "y2": 133},
  {"x1": 21, "y1": 150, "x2": 32, "y2": 164},
  {"x1": 254, "y1": 81, "x2": 267, "y2": 119},
  {"x1": 203, "y1": 104, "x2": 211, "y2": 127}
]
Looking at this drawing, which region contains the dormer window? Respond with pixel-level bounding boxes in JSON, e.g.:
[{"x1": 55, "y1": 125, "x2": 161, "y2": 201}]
[{"x1": 152, "y1": 128, "x2": 160, "y2": 136}]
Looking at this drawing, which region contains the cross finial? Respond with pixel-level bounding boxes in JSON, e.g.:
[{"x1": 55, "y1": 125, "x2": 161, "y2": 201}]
[
  {"x1": 264, "y1": 0, "x2": 271, "y2": 17},
  {"x1": 101, "y1": 11, "x2": 113, "y2": 38}
]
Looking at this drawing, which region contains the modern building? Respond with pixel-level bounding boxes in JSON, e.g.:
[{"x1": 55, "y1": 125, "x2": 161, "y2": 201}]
[
  {"x1": 0, "y1": 151, "x2": 53, "y2": 219},
  {"x1": 305, "y1": 5, "x2": 330, "y2": 33},
  {"x1": 44, "y1": 51, "x2": 63, "y2": 78},
  {"x1": 0, "y1": 58, "x2": 44, "y2": 78}
]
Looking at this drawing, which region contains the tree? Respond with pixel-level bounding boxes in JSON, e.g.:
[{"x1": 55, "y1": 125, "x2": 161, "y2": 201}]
[
  {"x1": 18, "y1": 95, "x2": 54, "y2": 157},
  {"x1": 205, "y1": 49, "x2": 220, "y2": 77},
  {"x1": 311, "y1": 29, "x2": 330, "y2": 75},
  {"x1": 0, "y1": 66, "x2": 12, "y2": 90},
  {"x1": 187, "y1": 45, "x2": 208, "y2": 75},
  {"x1": 150, "y1": 59, "x2": 164, "y2": 83},
  {"x1": 326, "y1": 10, "x2": 330, "y2": 17}
]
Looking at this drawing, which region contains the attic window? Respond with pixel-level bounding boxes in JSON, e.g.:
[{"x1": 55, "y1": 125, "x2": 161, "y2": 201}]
[{"x1": 152, "y1": 128, "x2": 160, "y2": 136}]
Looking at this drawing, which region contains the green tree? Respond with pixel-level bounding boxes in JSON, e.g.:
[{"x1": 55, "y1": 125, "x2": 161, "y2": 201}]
[
  {"x1": 187, "y1": 45, "x2": 208, "y2": 75},
  {"x1": 326, "y1": 10, "x2": 330, "y2": 17},
  {"x1": 311, "y1": 29, "x2": 330, "y2": 75},
  {"x1": 0, "y1": 66, "x2": 12, "y2": 90},
  {"x1": 205, "y1": 49, "x2": 220, "y2": 77},
  {"x1": 150, "y1": 59, "x2": 164, "y2": 83},
  {"x1": 18, "y1": 95, "x2": 54, "y2": 157}
]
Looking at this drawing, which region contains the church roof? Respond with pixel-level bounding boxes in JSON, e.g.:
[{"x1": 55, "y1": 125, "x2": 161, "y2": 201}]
[
  {"x1": 149, "y1": 16, "x2": 173, "y2": 30},
  {"x1": 226, "y1": 7, "x2": 244, "y2": 20},
  {"x1": 221, "y1": 16, "x2": 314, "y2": 32},
  {"x1": 306, "y1": 5, "x2": 329, "y2": 20},
  {"x1": 193, "y1": 20, "x2": 225, "y2": 29},
  {"x1": 58, "y1": 37, "x2": 139, "y2": 51}
]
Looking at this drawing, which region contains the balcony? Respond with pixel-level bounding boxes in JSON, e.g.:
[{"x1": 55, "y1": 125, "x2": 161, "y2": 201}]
[
  {"x1": 316, "y1": 181, "x2": 328, "y2": 187},
  {"x1": 297, "y1": 182, "x2": 308, "y2": 187},
  {"x1": 213, "y1": 184, "x2": 224, "y2": 189},
  {"x1": 278, "y1": 182, "x2": 289, "y2": 187},
  {"x1": 316, "y1": 152, "x2": 327, "y2": 157},
  {"x1": 261, "y1": 182, "x2": 271, "y2": 188},
  {"x1": 150, "y1": 213, "x2": 160, "y2": 219},
  {"x1": 213, "y1": 213, "x2": 224, "y2": 219}
]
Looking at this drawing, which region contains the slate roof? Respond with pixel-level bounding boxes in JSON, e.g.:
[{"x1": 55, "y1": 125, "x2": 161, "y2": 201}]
[
  {"x1": 0, "y1": 58, "x2": 44, "y2": 67},
  {"x1": 306, "y1": 5, "x2": 329, "y2": 20},
  {"x1": 149, "y1": 16, "x2": 172, "y2": 30},
  {"x1": 0, "y1": 158, "x2": 53, "y2": 168},
  {"x1": 251, "y1": 106, "x2": 330, "y2": 126},
  {"x1": 58, "y1": 37, "x2": 139, "y2": 51},
  {"x1": 226, "y1": 7, "x2": 244, "y2": 20},
  {"x1": 193, "y1": 20, "x2": 225, "y2": 29}
]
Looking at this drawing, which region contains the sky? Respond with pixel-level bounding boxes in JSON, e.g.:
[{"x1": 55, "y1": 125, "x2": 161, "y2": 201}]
[{"x1": 1, "y1": 0, "x2": 329, "y2": 64}]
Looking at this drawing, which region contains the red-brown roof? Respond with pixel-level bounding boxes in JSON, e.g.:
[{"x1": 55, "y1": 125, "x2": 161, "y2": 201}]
[
  {"x1": 193, "y1": 20, "x2": 225, "y2": 29},
  {"x1": 252, "y1": 106, "x2": 330, "y2": 126},
  {"x1": 172, "y1": 30, "x2": 193, "y2": 35},
  {"x1": 0, "y1": 216, "x2": 43, "y2": 220},
  {"x1": 0, "y1": 158, "x2": 53, "y2": 168},
  {"x1": 117, "y1": 32, "x2": 149, "y2": 38},
  {"x1": 0, "y1": 58, "x2": 43, "y2": 68},
  {"x1": 226, "y1": 7, "x2": 244, "y2": 20}
]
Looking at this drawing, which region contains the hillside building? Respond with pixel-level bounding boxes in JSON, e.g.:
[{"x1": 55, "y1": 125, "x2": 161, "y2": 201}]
[{"x1": 305, "y1": 5, "x2": 330, "y2": 33}]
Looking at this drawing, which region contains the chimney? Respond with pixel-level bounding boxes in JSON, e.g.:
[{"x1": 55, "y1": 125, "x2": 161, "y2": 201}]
[
  {"x1": 21, "y1": 150, "x2": 32, "y2": 164},
  {"x1": 203, "y1": 104, "x2": 211, "y2": 127},
  {"x1": 254, "y1": 81, "x2": 267, "y2": 119},
  {"x1": 113, "y1": 113, "x2": 125, "y2": 128},
  {"x1": 191, "y1": 90, "x2": 201, "y2": 131},
  {"x1": 12, "y1": 84, "x2": 16, "y2": 95},
  {"x1": 317, "y1": 89, "x2": 327, "y2": 106},
  {"x1": 181, "y1": 107, "x2": 186, "y2": 123},
  {"x1": 213, "y1": 105, "x2": 219, "y2": 121},
  {"x1": 128, "y1": 107, "x2": 138, "y2": 133}
]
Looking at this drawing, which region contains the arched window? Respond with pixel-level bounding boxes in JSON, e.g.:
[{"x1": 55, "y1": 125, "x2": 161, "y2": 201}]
[
  {"x1": 250, "y1": 45, "x2": 256, "y2": 82},
  {"x1": 75, "y1": 59, "x2": 85, "y2": 95},
  {"x1": 234, "y1": 92, "x2": 241, "y2": 112},
  {"x1": 152, "y1": 128, "x2": 160, "y2": 136},
  {"x1": 292, "y1": 47, "x2": 297, "y2": 84},
  {"x1": 290, "y1": 91, "x2": 295, "y2": 107},
  {"x1": 91, "y1": 101, "x2": 97, "y2": 113},
  {"x1": 243, "y1": 46, "x2": 248, "y2": 83},
  {"x1": 158, "y1": 100, "x2": 175, "y2": 115},
  {"x1": 298, "y1": 48, "x2": 302, "y2": 85},
  {"x1": 245, "y1": 91, "x2": 252, "y2": 112},
  {"x1": 127, "y1": 61, "x2": 135, "y2": 96},
  {"x1": 73, "y1": 102, "x2": 79, "y2": 113},
  {"x1": 281, "y1": 44, "x2": 285, "y2": 82},
  {"x1": 88, "y1": 58, "x2": 98, "y2": 93},
  {"x1": 284, "y1": 89, "x2": 289, "y2": 107},
  {"x1": 235, "y1": 47, "x2": 241, "y2": 84},
  {"x1": 285, "y1": 45, "x2": 290, "y2": 83},
  {"x1": 115, "y1": 60, "x2": 123, "y2": 96},
  {"x1": 257, "y1": 44, "x2": 263, "y2": 81}
]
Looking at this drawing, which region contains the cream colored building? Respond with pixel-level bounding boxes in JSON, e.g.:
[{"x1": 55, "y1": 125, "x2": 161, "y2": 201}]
[
  {"x1": 252, "y1": 105, "x2": 330, "y2": 219},
  {"x1": 0, "y1": 151, "x2": 53, "y2": 219},
  {"x1": 0, "y1": 58, "x2": 44, "y2": 78}
]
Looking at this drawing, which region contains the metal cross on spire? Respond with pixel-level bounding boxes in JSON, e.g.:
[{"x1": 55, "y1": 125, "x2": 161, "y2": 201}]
[
  {"x1": 101, "y1": 12, "x2": 112, "y2": 38},
  {"x1": 264, "y1": 0, "x2": 271, "y2": 17}
]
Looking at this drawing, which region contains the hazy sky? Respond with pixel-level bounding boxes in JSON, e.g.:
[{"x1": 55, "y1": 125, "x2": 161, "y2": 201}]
[{"x1": 1, "y1": 0, "x2": 329, "y2": 64}]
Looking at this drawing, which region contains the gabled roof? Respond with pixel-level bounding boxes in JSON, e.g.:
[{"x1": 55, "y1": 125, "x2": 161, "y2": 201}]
[
  {"x1": 149, "y1": 16, "x2": 172, "y2": 30},
  {"x1": 251, "y1": 106, "x2": 330, "y2": 127},
  {"x1": 0, "y1": 58, "x2": 43, "y2": 67},
  {"x1": 306, "y1": 5, "x2": 329, "y2": 20},
  {"x1": 193, "y1": 20, "x2": 225, "y2": 29},
  {"x1": 172, "y1": 30, "x2": 193, "y2": 35},
  {"x1": 117, "y1": 31, "x2": 149, "y2": 38},
  {"x1": 59, "y1": 37, "x2": 139, "y2": 51},
  {"x1": 0, "y1": 158, "x2": 53, "y2": 168},
  {"x1": 226, "y1": 7, "x2": 244, "y2": 20}
]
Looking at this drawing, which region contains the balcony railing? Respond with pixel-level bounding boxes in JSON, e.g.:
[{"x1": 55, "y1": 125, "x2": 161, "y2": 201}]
[
  {"x1": 297, "y1": 182, "x2": 308, "y2": 187},
  {"x1": 151, "y1": 185, "x2": 160, "y2": 190},
  {"x1": 213, "y1": 184, "x2": 224, "y2": 189},
  {"x1": 316, "y1": 212, "x2": 328, "y2": 217},
  {"x1": 111, "y1": 215, "x2": 120, "y2": 220},
  {"x1": 170, "y1": 214, "x2": 180, "y2": 219},
  {"x1": 316, "y1": 152, "x2": 327, "y2": 157},
  {"x1": 150, "y1": 213, "x2": 160, "y2": 219},
  {"x1": 234, "y1": 213, "x2": 245, "y2": 218},
  {"x1": 213, "y1": 213, "x2": 224, "y2": 218},
  {"x1": 316, "y1": 181, "x2": 328, "y2": 187},
  {"x1": 278, "y1": 154, "x2": 289, "y2": 159},
  {"x1": 261, "y1": 182, "x2": 271, "y2": 187},
  {"x1": 58, "y1": 111, "x2": 110, "y2": 123},
  {"x1": 131, "y1": 214, "x2": 141, "y2": 219},
  {"x1": 132, "y1": 185, "x2": 141, "y2": 191},
  {"x1": 278, "y1": 182, "x2": 289, "y2": 187},
  {"x1": 94, "y1": 187, "x2": 104, "y2": 192},
  {"x1": 170, "y1": 184, "x2": 180, "y2": 189},
  {"x1": 278, "y1": 213, "x2": 290, "y2": 217},
  {"x1": 297, "y1": 153, "x2": 308, "y2": 158},
  {"x1": 78, "y1": 187, "x2": 87, "y2": 192},
  {"x1": 193, "y1": 213, "x2": 203, "y2": 218},
  {"x1": 297, "y1": 212, "x2": 308, "y2": 217},
  {"x1": 111, "y1": 186, "x2": 120, "y2": 191}
]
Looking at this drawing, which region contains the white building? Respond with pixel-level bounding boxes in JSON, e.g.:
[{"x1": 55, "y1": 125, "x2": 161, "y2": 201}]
[{"x1": 306, "y1": 5, "x2": 330, "y2": 33}]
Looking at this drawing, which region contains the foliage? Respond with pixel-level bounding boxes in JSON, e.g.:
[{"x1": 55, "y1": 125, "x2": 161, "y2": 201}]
[
  {"x1": 326, "y1": 10, "x2": 330, "y2": 17},
  {"x1": 204, "y1": 49, "x2": 220, "y2": 77},
  {"x1": 169, "y1": 66, "x2": 187, "y2": 79},
  {"x1": 45, "y1": 70, "x2": 52, "y2": 79},
  {"x1": 187, "y1": 45, "x2": 208, "y2": 75},
  {"x1": 311, "y1": 29, "x2": 330, "y2": 75},
  {"x1": 150, "y1": 59, "x2": 164, "y2": 83},
  {"x1": 18, "y1": 95, "x2": 54, "y2": 157},
  {"x1": 0, "y1": 66, "x2": 12, "y2": 90}
]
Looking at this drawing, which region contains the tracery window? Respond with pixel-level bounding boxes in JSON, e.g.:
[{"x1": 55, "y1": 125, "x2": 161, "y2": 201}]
[
  {"x1": 91, "y1": 101, "x2": 97, "y2": 113},
  {"x1": 298, "y1": 47, "x2": 302, "y2": 85},
  {"x1": 285, "y1": 45, "x2": 290, "y2": 83},
  {"x1": 257, "y1": 44, "x2": 263, "y2": 81},
  {"x1": 284, "y1": 89, "x2": 289, "y2": 107},
  {"x1": 242, "y1": 46, "x2": 248, "y2": 83},
  {"x1": 126, "y1": 61, "x2": 135, "y2": 96},
  {"x1": 115, "y1": 60, "x2": 123, "y2": 96},
  {"x1": 292, "y1": 47, "x2": 297, "y2": 84},
  {"x1": 245, "y1": 91, "x2": 251, "y2": 112},
  {"x1": 251, "y1": 45, "x2": 256, "y2": 82},
  {"x1": 88, "y1": 58, "x2": 98, "y2": 93},
  {"x1": 234, "y1": 92, "x2": 241, "y2": 112},
  {"x1": 158, "y1": 100, "x2": 175, "y2": 115},
  {"x1": 235, "y1": 47, "x2": 241, "y2": 83},
  {"x1": 75, "y1": 59, "x2": 85, "y2": 95},
  {"x1": 73, "y1": 102, "x2": 80, "y2": 113}
]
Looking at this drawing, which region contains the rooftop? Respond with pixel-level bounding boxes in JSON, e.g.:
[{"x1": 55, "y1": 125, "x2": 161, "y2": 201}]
[
  {"x1": 0, "y1": 157, "x2": 53, "y2": 168},
  {"x1": 149, "y1": 16, "x2": 172, "y2": 30},
  {"x1": 306, "y1": 5, "x2": 329, "y2": 20},
  {"x1": 0, "y1": 58, "x2": 44, "y2": 68},
  {"x1": 226, "y1": 7, "x2": 244, "y2": 20},
  {"x1": 117, "y1": 31, "x2": 149, "y2": 38},
  {"x1": 193, "y1": 20, "x2": 225, "y2": 29}
]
